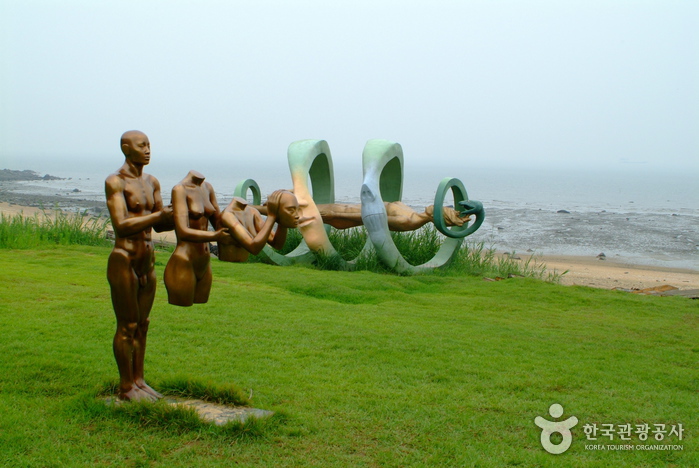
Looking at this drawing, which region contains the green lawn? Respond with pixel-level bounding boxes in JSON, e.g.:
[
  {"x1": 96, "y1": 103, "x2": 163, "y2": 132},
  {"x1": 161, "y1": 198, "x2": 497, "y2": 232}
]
[{"x1": 0, "y1": 246, "x2": 696, "y2": 467}]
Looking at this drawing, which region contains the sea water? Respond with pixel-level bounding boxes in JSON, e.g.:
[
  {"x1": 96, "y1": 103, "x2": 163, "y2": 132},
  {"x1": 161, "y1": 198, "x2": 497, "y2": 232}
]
[{"x1": 8, "y1": 157, "x2": 699, "y2": 270}]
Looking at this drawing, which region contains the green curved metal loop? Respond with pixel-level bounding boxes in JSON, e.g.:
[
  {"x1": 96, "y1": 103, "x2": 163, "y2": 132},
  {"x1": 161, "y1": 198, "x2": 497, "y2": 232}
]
[
  {"x1": 432, "y1": 177, "x2": 486, "y2": 239},
  {"x1": 233, "y1": 179, "x2": 262, "y2": 205},
  {"x1": 361, "y1": 140, "x2": 466, "y2": 274}
]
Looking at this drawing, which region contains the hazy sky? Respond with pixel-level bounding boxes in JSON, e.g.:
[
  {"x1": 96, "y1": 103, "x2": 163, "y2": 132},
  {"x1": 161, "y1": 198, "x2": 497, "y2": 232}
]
[{"x1": 1, "y1": 0, "x2": 697, "y2": 172}]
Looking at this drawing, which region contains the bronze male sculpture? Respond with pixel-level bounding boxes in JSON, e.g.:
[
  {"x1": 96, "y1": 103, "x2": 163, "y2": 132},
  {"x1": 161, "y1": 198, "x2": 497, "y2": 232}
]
[{"x1": 105, "y1": 130, "x2": 172, "y2": 401}]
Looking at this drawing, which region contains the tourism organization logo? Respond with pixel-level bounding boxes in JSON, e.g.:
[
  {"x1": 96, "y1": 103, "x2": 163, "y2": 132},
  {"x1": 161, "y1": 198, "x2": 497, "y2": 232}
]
[
  {"x1": 534, "y1": 404, "x2": 685, "y2": 455},
  {"x1": 534, "y1": 404, "x2": 578, "y2": 454}
]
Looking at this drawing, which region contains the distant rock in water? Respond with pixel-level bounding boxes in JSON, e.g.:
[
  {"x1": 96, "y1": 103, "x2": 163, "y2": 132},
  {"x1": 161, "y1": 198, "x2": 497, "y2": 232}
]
[
  {"x1": 0, "y1": 169, "x2": 64, "y2": 181},
  {"x1": 557, "y1": 209, "x2": 570, "y2": 214}
]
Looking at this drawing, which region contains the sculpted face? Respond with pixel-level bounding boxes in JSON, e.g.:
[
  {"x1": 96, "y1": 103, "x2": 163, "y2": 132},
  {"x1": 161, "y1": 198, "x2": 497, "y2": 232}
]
[
  {"x1": 289, "y1": 163, "x2": 333, "y2": 253},
  {"x1": 277, "y1": 191, "x2": 300, "y2": 228},
  {"x1": 121, "y1": 131, "x2": 151, "y2": 165}
]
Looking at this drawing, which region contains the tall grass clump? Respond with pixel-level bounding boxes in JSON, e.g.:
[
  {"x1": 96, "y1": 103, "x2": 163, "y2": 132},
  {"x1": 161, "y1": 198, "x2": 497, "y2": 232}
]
[
  {"x1": 390, "y1": 225, "x2": 441, "y2": 265},
  {"x1": 328, "y1": 226, "x2": 441, "y2": 267},
  {"x1": 0, "y1": 210, "x2": 111, "y2": 249},
  {"x1": 328, "y1": 227, "x2": 368, "y2": 260},
  {"x1": 249, "y1": 223, "x2": 564, "y2": 282},
  {"x1": 334, "y1": 225, "x2": 564, "y2": 282},
  {"x1": 450, "y1": 242, "x2": 567, "y2": 282},
  {"x1": 336, "y1": 226, "x2": 442, "y2": 273},
  {"x1": 271, "y1": 227, "x2": 369, "y2": 261},
  {"x1": 275, "y1": 227, "x2": 304, "y2": 255}
]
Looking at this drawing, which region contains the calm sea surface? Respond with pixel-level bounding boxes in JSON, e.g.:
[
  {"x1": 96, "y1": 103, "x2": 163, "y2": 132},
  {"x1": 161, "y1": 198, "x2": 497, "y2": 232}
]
[{"x1": 8, "y1": 157, "x2": 699, "y2": 270}]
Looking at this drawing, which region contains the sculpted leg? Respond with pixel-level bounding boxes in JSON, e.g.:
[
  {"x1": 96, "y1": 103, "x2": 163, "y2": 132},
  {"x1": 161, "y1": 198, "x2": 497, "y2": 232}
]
[
  {"x1": 113, "y1": 321, "x2": 154, "y2": 401},
  {"x1": 108, "y1": 252, "x2": 156, "y2": 401},
  {"x1": 132, "y1": 270, "x2": 162, "y2": 399}
]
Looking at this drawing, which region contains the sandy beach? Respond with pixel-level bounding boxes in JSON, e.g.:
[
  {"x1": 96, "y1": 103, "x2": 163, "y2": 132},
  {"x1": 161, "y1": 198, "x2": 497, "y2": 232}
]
[
  {"x1": 531, "y1": 253, "x2": 699, "y2": 290},
  {"x1": 2, "y1": 201, "x2": 697, "y2": 293}
]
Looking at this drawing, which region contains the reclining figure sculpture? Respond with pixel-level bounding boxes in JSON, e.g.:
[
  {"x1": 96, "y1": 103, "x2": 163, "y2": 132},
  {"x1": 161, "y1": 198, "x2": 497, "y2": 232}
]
[{"x1": 232, "y1": 139, "x2": 485, "y2": 273}]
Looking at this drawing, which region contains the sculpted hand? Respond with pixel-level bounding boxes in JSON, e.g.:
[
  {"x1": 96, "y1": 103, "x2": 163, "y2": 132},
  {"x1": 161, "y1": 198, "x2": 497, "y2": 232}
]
[
  {"x1": 266, "y1": 190, "x2": 284, "y2": 217},
  {"x1": 153, "y1": 204, "x2": 175, "y2": 232},
  {"x1": 160, "y1": 204, "x2": 173, "y2": 221},
  {"x1": 453, "y1": 214, "x2": 471, "y2": 227},
  {"x1": 213, "y1": 227, "x2": 232, "y2": 242},
  {"x1": 443, "y1": 206, "x2": 471, "y2": 227}
]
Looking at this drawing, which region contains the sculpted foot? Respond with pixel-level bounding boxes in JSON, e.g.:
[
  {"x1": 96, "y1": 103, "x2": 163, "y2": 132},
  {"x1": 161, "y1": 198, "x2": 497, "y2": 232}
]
[
  {"x1": 119, "y1": 385, "x2": 157, "y2": 402},
  {"x1": 135, "y1": 380, "x2": 164, "y2": 399}
]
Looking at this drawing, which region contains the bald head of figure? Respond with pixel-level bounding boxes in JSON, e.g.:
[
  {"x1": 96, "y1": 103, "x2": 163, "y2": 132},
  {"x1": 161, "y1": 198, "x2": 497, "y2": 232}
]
[{"x1": 120, "y1": 130, "x2": 151, "y2": 165}]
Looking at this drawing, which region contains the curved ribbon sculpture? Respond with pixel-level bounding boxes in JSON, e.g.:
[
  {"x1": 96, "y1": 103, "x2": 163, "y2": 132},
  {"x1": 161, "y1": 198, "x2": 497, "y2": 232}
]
[
  {"x1": 234, "y1": 139, "x2": 485, "y2": 273},
  {"x1": 235, "y1": 140, "x2": 345, "y2": 266},
  {"x1": 360, "y1": 140, "x2": 485, "y2": 274}
]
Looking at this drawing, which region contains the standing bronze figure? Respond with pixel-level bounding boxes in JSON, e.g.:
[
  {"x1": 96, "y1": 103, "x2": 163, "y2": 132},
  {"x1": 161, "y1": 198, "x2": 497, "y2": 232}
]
[{"x1": 105, "y1": 130, "x2": 173, "y2": 401}]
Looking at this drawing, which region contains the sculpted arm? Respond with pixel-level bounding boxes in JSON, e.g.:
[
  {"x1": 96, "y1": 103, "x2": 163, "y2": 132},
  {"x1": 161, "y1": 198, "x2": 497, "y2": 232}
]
[
  {"x1": 255, "y1": 210, "x2": 287, "y2": 250},
  {"x1": 105, "y1": 175, "x2": 167, "y2": 237},
  {"x1": 171, "y1": 185, "x2": 227, "y2": 242},
  {"x1": 151, "y1": 177, "x2": 173, "y2": 233},
  {"x1": 219, "y1": 211, "x2": 273, "y2": 255},
  {"x1": 252, "y1": 204, "x2": 268, "y2": 216},
  {"x1": 219, "y1": 191, "x2": 282, "y2": 255}
]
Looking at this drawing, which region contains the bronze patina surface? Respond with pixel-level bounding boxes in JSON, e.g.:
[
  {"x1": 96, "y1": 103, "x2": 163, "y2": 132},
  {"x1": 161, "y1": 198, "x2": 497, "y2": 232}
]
[
  {"x1": 217, "y1": 190, "x2": 294, "y2": 263},
  {"x1": 105, "y1": 130, "x2": 173, "y2": 402},
  {"x1": 163, "y1": 171, "x2": 230, "y2": 306}
]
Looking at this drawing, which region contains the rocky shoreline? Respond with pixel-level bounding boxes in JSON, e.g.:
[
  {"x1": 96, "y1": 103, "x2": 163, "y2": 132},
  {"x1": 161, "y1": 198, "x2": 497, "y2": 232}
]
[
  {"x1": 0, "y1": 180, "x2": 107, "y2": 215},
  {"x1": 1, "y1": 196, "x2": 698, "y2": 292},
  {"x1": 1, "y1": 167, "x2": 697, "y2": 279},
  {"x1": 0, "y1": 169, "x2": 64, "y2": 182}
]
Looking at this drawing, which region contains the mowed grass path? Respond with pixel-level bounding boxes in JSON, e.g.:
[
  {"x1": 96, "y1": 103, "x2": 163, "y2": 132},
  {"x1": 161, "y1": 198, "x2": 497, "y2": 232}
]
[{"x1": 0, "y1": 246, "x2": 697, "y2": 467}]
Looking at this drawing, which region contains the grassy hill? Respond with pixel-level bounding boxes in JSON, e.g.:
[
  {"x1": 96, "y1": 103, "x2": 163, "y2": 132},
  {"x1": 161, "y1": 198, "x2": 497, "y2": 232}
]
[{"x1": 0, "y1": 245, "x2": 696, "y2": 467}]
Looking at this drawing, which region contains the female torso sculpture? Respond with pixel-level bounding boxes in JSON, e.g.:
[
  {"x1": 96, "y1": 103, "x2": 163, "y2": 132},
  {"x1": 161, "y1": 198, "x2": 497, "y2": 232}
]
[{"x1": 164, "y1": 171, "x2": 229, "y2": 306}]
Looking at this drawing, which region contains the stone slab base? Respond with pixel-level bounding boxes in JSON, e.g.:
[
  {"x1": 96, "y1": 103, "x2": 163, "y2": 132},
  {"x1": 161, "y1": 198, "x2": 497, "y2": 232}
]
[
  {"x1": 165, "y1": 398, "x2": 273, "y2": 425},
  {"x1": 104, "y1": 396, "x2": 273, "y2": 425}
]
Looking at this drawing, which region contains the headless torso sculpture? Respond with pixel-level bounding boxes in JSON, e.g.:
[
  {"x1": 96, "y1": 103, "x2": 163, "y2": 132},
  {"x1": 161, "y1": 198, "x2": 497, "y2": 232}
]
[
  {"x1": 217, "y1": 190, "x2": 296, "y2": 262},
  {"x1": 105, "y1": 130, "x2": 173, "y2": 401},
  {"x1": 163, "y1": 171, "x2": 231, "y2": 306}
]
